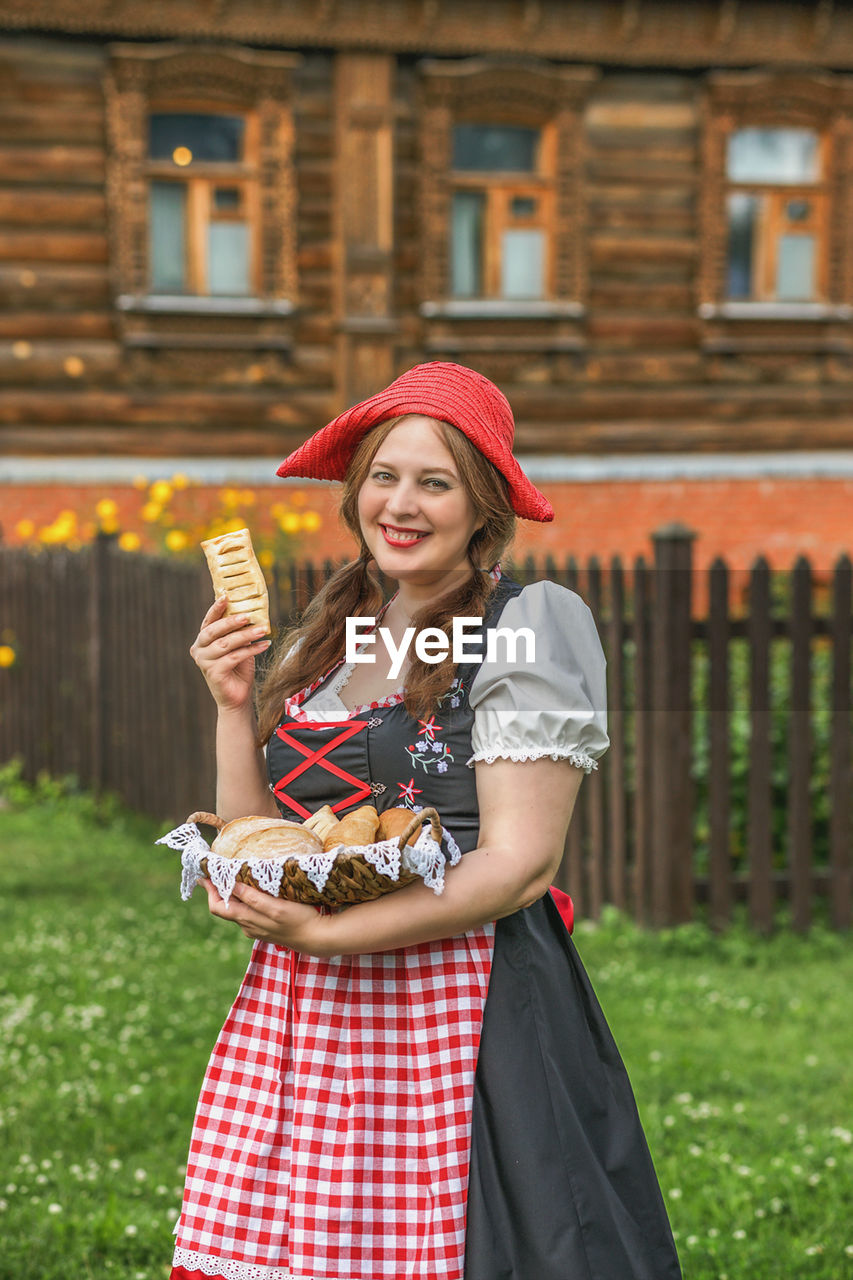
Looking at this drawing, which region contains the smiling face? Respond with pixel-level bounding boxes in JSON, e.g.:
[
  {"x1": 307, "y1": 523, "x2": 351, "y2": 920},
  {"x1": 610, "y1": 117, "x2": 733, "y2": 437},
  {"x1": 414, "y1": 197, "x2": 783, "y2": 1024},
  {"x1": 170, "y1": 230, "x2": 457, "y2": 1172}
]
[{"x1": 357, "y1": 416, "x2": 483, "y2": 589}]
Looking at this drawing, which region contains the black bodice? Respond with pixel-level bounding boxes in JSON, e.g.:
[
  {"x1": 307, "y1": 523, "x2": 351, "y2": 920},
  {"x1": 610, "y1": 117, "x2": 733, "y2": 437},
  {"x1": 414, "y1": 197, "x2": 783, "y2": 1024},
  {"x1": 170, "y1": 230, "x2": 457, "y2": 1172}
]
[{"x1": 266, "y1": 576, "x2": 523, "y2": 856}]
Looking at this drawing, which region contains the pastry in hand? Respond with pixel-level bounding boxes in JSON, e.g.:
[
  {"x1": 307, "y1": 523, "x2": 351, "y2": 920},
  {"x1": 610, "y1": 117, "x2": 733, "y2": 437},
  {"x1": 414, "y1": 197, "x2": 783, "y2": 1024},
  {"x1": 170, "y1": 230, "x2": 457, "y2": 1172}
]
[
  {"x1": 336, "y1": 805, "x2": 380, "y2": 847},
  {"x1": 304, "y1": 805, "x2": 344, "y2": 852},
  {"x1": 201, "y1": 527, "x2": 270, "y2": 634}
]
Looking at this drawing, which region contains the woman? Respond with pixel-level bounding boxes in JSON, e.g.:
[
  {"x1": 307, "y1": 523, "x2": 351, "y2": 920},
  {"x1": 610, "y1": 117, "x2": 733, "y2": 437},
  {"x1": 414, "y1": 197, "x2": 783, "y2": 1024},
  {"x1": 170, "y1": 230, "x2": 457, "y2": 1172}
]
[{"x1": 174, "y1": 362, "x2": 682, "y2": 1280}]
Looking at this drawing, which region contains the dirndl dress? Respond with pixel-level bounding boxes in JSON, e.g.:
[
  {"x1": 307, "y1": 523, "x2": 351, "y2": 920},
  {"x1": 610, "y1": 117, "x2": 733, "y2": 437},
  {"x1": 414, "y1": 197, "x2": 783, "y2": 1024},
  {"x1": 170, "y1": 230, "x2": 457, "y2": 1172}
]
[{"x1": 171, "y1": 575, "x2": 682, "y2": 1280}]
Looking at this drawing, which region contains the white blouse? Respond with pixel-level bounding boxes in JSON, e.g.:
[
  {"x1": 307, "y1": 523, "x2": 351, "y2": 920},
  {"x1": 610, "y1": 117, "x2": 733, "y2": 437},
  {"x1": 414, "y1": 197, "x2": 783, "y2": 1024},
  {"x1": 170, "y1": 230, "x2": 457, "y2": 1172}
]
[{"x1": 299, "y1": 580, "x2": 609, "y2": 776}]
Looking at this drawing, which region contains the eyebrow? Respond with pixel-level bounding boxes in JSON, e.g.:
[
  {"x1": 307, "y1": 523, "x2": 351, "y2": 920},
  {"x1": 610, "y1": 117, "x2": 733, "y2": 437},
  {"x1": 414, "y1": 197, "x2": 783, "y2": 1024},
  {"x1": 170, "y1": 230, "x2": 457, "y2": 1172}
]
[{"x1": 371, "y1": 459, "x2": 458, "y2": 478}]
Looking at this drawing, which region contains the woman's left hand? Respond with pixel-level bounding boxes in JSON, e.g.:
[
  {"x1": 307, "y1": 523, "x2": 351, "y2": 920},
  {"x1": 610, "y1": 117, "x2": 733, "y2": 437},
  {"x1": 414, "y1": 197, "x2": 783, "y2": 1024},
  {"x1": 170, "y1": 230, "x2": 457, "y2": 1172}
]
[{"x1": 200, "y1": 879, "x2": 326, "y2": 953}]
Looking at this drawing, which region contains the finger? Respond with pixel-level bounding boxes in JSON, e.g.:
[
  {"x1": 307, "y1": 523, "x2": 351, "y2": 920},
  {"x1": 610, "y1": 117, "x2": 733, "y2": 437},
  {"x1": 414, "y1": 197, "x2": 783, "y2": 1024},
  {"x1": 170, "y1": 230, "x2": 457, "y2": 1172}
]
[
  {"x1": 200, "y1": 594, "x2": 230, "y2": 626},
  {"x1": 198, "y1": 625, "x2": 269, "y2": 664},
  {"x1": 229, "y1": 882, "x2": 274, "y2": 916},
  {"x1": 197, "y1": 612, "x2": 259, "y2": 649}
]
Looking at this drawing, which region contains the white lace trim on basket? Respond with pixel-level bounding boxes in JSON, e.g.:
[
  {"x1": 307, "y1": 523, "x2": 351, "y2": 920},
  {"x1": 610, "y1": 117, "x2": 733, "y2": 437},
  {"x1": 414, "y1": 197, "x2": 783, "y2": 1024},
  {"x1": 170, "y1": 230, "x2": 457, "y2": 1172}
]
[
  {"x1": 156, "y1": 806, "x2": 461, "y2": 906},
  {"x1": 466, "y1": 745, "x2": 599, "y2": 773},
  {"x1": 172, "y1": 1247, "x2": 300, "y2": 1280}
]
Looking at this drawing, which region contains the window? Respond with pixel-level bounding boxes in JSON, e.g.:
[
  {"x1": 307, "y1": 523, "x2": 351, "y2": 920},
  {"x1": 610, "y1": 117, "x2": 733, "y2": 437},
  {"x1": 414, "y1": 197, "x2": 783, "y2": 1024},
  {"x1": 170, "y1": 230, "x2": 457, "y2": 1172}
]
[
  {"x1": 449, "y1": 123, "x2": 554, "y2": 300},
  {"x1": 725, "y1": 128, "x2": 826, "y2": 302},
  {"x1": 147, "y1": 111, "x2": 258, "y2": 297},
  {"x1": 700, "y1": 71, "x2": 853, "y2": 321},
  {"x1": 419, "y1": 60, "x2": 597, "y2": 316},
  {"x1": 105, "y1": 43, "x2": 298, "y2": 316}
]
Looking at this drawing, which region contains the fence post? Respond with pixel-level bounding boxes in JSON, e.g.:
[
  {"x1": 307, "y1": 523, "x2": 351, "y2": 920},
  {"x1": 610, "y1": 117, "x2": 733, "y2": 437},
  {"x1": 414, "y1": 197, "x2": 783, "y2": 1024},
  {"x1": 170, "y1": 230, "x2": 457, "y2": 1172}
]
[
  {"x1": 649, "y1": 522, "x2": 696, "y2": 926},
  {"x1": 88, "y1": 531, "x2": 113, "y2": 798}
]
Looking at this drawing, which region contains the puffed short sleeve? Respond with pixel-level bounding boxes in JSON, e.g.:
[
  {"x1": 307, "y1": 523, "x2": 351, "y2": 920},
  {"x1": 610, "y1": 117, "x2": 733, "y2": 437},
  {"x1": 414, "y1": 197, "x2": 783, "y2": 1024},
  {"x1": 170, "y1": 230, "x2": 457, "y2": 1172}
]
[{"x1": 467, "y1": 580, "x2": 609, "y2": 773}]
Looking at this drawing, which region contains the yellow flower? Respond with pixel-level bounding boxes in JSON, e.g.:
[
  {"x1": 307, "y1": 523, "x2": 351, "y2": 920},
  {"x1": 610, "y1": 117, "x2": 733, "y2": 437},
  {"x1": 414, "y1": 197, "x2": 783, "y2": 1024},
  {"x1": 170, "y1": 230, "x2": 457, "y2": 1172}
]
[
  {"x1": 279, "y1": 512, "x2": 301, "y2": 535},
  {"x1": 223, "y1": 516, "x2": 245, "y2": 533},
  {"x1": 149, "y1": 480, "x2": 173, "y2": 505},
  {"x1": 239, "y1": 489, "x2": 256, "y2": 506},
  {"x1": 15, "y1": 519, "x2": 35, "y2": 540},
  {"x1": 118, "y1": 531, "x2": 141, "y2": 552},
  {"x1": 171, "y1": 472, "x2": 189, "y2": 490},
  {"x1": 258, "y1": 549, "x2": 274, "y2": 569},
  {"x1": 96, "y1": 498, "x2": 118, "y2": 521},
  {"x1": 0, "y1": 645, "x2": 16, "y2": 668},
  {"x1": 141, "y1": 502, "x2": 162, "y2": 523},
  {"x1": 132, "y1": 474, "x2": 148, "y2": 490},
  {"x1": 271, "y1": 503, "x2": 288, "y2": 521},
  {"x1": 165, "y1": 529, "x2": 189, "y2": 552},
  {"x1": 221, "y1": 488, "x2": 240, "y2": 510},
  {"x1": 99, "y1": 516, "x2": 119, "y2": 535},
  {"x1": 301, "y1": 511, "x2": 322, "y2": 533}
]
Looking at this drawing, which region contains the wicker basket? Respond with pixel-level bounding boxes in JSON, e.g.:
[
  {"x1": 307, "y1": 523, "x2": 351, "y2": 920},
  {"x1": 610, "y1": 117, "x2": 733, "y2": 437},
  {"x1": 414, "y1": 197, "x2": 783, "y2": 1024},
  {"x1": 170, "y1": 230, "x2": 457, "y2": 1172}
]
[{"x1": 184, "y1": 807, "x2": 444, "y2": 908}]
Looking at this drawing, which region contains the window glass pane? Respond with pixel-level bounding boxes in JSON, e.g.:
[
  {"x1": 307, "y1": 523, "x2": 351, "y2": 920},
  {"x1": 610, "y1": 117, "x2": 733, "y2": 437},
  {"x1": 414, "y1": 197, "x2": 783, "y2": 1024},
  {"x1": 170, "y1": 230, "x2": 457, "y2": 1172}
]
[
  {"x1": 149, "y1": 113, "x2": 244, "y2": 164},
  {"x1": 501, "y1": 228, "x2": 545, "y2": 299},
  {"x1": 149, "y1": 181, "x2": 186, "y2": 292},
  {"x1": 453, "y1": 124, "x2": 538, "y2": 172},
  {"x1": 727, "y1": 128, "x2": 820, "y2": 184},
  {"x1": 776, "y1": 234, "x2": 815, "y2": 300},
  {"x1": 451, "y1": 191, "x2": 484, "y2": 297},
  {"x1": 208, "y1": 222, "x2": 251, "y2": 295},
  {"x1": 726, "y1": 192, "x2": 758, "y2": 299},
  {"x1": 511, "y1": 196, "x2": 538, "y2": 218},
  {"x1": 213, "y1": 186, "x2": 242, "y2": 212}
]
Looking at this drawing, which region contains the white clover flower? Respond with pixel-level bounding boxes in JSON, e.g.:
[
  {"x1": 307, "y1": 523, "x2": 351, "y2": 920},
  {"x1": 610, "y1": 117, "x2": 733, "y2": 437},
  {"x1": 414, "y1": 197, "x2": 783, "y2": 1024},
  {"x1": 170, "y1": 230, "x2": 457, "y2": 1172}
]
[
  {"x1": 686, "y1": 1235, "x2": 699, "y2": 1247},
  {"x1": 133, "y1": 1169, "x2": 147, "y2": 1182},
  {"x1": 708, "y1": 1227, "x2": 719, "y2": 1238},
  {"x1": 124, "y1": 1224, "x2": 138, "y2": 1237},
  {"x1": 47, "y1": 1203, "x2": 62, "y2": 1214},
  {"x1": 668, "y1": 1188, "x2": 682, "y2": 1199},
  {"x1": 825, "y1": 1157, "x2": 837, "y2": 1168},
  {"x1": 733, "y1": 1228, "x2": 746, "y2": 1240}
]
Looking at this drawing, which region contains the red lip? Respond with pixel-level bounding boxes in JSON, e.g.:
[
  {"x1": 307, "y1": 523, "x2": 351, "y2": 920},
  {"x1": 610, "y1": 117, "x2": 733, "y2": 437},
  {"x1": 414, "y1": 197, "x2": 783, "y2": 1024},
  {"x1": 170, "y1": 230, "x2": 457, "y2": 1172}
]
[{"x1": 379, "y1": 524, "x2": 430, "y2": 546}]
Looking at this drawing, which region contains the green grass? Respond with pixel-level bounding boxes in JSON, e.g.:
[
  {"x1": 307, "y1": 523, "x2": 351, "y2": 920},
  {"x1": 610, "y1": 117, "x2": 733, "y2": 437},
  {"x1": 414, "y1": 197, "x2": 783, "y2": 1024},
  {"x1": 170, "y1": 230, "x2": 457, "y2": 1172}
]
[{"x1": 1, "y1": 766, "x2": 852, "y2": 1279}]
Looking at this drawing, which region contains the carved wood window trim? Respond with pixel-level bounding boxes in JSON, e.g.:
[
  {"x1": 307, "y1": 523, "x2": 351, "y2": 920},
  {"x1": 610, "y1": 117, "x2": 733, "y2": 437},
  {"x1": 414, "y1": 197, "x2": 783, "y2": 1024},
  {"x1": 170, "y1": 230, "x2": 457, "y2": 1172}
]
[
  {"x1": 418, "y1": 59, "x2": 598, "y2": 320},
  {"x1": 147, "y1": 106, "x2": 261, "y2": 298},
  {"x1": 700, "y1": 70, "x2": 853, "y2": 325},
  {"x1": 105, "y1": 43, "x2": 299, "y2": 319}
]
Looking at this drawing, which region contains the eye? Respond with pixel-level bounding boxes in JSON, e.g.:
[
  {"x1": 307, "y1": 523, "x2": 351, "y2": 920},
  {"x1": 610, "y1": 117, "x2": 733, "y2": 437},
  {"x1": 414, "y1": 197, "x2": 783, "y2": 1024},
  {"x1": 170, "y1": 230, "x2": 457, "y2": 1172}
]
[
  {"x1": 423, "y1": 477, "x2": 451, "y2": 490},
  {"x1": 370, "y1": 469, "x2": 394, "y2": 482}
]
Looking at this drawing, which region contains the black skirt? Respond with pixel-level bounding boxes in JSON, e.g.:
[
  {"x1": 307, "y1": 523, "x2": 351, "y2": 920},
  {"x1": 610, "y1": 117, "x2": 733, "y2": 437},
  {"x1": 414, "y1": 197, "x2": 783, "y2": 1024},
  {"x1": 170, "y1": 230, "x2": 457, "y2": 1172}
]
[{"x1": 465, "y1": 893, "x2": 683, "y2": 1280}]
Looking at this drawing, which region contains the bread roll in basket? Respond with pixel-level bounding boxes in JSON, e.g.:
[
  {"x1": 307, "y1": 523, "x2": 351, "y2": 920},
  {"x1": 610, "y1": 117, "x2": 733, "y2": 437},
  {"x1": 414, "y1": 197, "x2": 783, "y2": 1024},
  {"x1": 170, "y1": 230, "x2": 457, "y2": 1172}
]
[{"x1": 156, "y1": 804, "x2": 459, "y2": 908}]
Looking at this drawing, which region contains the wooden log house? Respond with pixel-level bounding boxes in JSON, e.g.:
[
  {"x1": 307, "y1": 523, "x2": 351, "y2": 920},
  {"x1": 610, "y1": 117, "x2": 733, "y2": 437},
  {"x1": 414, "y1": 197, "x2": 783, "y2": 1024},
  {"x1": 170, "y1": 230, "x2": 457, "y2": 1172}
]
[{"x1": 1, "y1": 0, "x2": 852, "y2": 568}]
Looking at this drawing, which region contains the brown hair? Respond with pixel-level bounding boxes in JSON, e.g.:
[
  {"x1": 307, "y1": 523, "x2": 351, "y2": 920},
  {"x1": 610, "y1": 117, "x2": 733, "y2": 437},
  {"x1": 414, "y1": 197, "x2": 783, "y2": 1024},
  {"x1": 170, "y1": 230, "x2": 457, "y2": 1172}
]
[{"x1": 255, "y1": 416, "x2": 517, "y2": 743}]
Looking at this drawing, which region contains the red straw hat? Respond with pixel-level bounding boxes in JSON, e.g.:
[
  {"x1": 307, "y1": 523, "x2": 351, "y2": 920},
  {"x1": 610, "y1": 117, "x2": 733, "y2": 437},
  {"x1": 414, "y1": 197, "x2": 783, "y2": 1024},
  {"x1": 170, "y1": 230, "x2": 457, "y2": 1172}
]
[{"x1": 276, "y1": 361, "x2": 554, "y2": 522}]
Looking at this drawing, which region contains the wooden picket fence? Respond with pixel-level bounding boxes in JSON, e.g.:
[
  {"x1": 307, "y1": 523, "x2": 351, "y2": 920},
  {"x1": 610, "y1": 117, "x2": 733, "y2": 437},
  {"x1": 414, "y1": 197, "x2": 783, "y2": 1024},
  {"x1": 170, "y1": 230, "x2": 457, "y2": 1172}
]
[{"x1": 1, "y1": 527, "x2": 850, "y2": 931}]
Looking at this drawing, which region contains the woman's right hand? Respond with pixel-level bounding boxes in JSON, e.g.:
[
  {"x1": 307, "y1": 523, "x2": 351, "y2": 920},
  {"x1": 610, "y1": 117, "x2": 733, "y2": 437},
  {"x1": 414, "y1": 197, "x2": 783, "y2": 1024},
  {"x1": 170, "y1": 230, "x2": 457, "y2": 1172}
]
[{"x1": 190, "y1": 595, "x2": 272, "y2": 713}]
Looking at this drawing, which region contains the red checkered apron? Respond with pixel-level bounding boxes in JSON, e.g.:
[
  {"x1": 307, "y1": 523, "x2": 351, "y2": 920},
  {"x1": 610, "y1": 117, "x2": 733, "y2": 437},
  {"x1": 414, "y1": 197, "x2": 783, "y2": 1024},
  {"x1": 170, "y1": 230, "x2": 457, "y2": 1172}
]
[{"x1": 171, "y1": 926, "x2": 495, "y2": 1280}]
